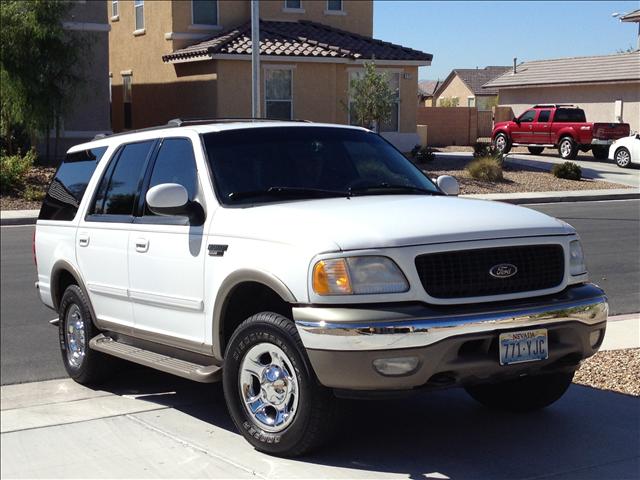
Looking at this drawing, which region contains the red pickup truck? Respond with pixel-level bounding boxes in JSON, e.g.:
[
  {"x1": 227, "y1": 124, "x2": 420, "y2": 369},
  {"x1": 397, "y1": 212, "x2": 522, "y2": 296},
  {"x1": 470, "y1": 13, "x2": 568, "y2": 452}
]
[{"x1": 492, "y1": 104, "x2": 630, "y2": 160}]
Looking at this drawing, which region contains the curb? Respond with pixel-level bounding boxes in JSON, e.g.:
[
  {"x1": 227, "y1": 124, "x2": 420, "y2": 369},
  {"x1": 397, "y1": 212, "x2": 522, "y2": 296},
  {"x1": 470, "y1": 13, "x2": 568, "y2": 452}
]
[
  {"x1": 461, "y1": 190, "x2": 640, "y2": 205},
  {"x1": 0, "y1": 210, "x2": 39, "y2": 226}
]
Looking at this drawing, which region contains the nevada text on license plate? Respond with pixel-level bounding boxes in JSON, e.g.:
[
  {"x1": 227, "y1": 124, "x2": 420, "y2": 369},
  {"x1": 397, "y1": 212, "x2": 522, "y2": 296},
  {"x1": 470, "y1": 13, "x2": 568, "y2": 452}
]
[{"x1": 499, "y1": 329, "x2": 548, "y2": 365}]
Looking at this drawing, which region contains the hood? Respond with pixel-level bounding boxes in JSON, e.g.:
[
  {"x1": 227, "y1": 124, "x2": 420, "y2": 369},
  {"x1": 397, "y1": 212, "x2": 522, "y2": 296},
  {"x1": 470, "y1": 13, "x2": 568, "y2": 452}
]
[{"x1": 211, "y1": 195, "x2": 573, "y2": 252}]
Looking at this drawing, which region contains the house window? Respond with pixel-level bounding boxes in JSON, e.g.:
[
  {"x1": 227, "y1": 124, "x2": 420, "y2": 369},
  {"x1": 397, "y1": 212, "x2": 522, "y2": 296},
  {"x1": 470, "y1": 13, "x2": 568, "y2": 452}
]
[
  {"x1": 122, "y1": 74, "x2": 132, "y2": 129},
  {"x1": 467, "y1": 97, "x2": 475, "y2": 108},
  {"x1": 112, "y1": 0, "x2": 118, "y2": 17},
  {"x1": 192, "y1": 0, "x2": 218, "y2": 25},
  {"x1": 327, "y1": 0, "x2": 342, "y2": 11},
  {"x1": 134, "y1": 0, "x2": 144, "y2": 30},
  {"x1": 348, "y1": 71, "x2": 400, "y2": 132},
  {"x1": 265, "y1": 69, "x2": 293, "y2": 120},
  {"x1": 285, "y1": 0, "x2": 302, "y2": 9}
]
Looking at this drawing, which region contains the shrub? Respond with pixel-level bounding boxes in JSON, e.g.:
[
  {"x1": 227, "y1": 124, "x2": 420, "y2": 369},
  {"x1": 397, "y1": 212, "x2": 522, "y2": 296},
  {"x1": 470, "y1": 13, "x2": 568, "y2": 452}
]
[
  {"x1": 414, "y1": 146, "x2": 435, "y2": 163},
  {"x1": 23, "y1": 185, "x2": 46, "y2": 202},
  {"x1": 473, "y1": 141, "x2": 504, "y2": 162},
  {"x1": 467, "y1": 157, "x2": 503, "y2": 181},
  {"x1": 410, "y1": 144, "x2": 421, "y2": 158},
  {"x1": 552, "y1": 161, "x2": 581, "y2": 180},
  {"x1": 0, "y1": 149, "x2": 37, "y2": 194}
]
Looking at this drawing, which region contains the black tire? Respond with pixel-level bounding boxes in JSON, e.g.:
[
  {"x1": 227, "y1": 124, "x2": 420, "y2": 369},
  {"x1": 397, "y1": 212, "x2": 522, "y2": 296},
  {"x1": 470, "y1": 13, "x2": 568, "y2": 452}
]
[
  {"x1": 464, "y1": 371, "x2": 574, "y2": 413},
  {"x1": 223, "y1": 312, "x2": 337, "y2": 457},
  {"x1": 493, "y1": 133, "x2": 511, "y2": 154},
  {"x1": 58, "y1": 285, "x2": 115, "y2": 384},
  {"x1": 615, "y1": 147, "x2": 632, "y2": 168},
  {"x1": 527, "y1": 147, "x2": 544, "y2": 155},
  {"x1": 557, "y1": 137, "x2": 578, "y2": 160},
  {"x1": 591, "y1": 146, "x2": 608, "y2": 160}
]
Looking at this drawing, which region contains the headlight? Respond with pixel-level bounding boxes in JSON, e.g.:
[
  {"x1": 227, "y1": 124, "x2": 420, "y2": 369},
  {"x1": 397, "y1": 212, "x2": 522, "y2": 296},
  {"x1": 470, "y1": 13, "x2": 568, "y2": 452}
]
[
  {"x1": 312, "y1": 256, "x2": 409, "y2": 295},
  {"x1": 569, "y1": 240, "x2": 587, "y2": 276}
]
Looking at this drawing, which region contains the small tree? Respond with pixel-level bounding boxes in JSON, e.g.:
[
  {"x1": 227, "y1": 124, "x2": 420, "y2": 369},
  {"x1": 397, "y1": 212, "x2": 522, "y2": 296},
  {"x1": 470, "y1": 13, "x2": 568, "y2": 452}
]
[
  {"x1": 439, "y1": 97, "x2": 459, "y2": 108},
  {"x1": 348, "y1": 62, "x2": 396, "y2": 132}
]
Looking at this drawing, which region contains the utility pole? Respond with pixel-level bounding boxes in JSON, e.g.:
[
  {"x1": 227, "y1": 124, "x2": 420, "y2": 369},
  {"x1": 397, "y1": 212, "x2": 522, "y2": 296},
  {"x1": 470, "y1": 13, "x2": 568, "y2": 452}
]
[{"x1": 251, "y1": 0, "x2": 260, "y2": 117}]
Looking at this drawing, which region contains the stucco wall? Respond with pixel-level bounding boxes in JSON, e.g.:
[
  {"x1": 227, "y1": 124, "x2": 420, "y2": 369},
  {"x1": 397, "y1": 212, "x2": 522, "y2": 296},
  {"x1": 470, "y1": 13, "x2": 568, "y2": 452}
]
[
  {"x1": 498, "y1": 83, "x2": 640, "y2": 132},
  {"x1": 434, "y1": 75, "x2": 473, "y2": 107}
]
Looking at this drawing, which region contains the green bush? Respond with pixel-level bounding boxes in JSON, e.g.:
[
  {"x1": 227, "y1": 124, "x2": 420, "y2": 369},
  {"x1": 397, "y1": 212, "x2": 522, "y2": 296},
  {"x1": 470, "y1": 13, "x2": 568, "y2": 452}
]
[
  {"x1": 410, "y1": 144, "x2": 421, "y2": 158},
  {"x1": 551, "y1": 161, "x2": 581, "y2": 180},
  {"x1": 23, "y1": 185, "x2": 46, "y2": 202},
  {"x1": 0, "y1": 149, "x2": 37, "y2": 194},
  {"x1": 414, "y1": 146, "x2": 436, "y2": 163},
  {"x1": 473, "y1": 141, "x2": 504, "y2": 162},
  {"x1": 467, "y1": 157, "x2": 503, "y2": 181}
]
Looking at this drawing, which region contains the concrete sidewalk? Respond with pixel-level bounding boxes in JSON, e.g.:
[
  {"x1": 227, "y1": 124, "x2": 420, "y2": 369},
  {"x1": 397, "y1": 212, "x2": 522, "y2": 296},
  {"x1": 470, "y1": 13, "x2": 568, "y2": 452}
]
[{"x1": 2, "y1": 315, "x2": 638, "y2": 479}]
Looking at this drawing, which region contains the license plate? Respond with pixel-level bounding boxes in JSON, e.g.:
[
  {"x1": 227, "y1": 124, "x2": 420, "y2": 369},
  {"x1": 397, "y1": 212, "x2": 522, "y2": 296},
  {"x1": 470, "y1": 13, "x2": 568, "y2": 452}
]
[{"x1": 499, "y1": 329, "x2": 548, "y2": 365}]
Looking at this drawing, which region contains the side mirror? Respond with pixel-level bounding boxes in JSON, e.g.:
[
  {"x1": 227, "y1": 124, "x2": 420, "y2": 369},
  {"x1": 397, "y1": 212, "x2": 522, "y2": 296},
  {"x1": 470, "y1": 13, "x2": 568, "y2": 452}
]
[
  {"x1": 513, "y1": 117, "x2": 520, "y2": 124},
  {"x1": 146, "y1": 183, "x2": 204, "y2": 224},
  {"x1": 436, "y1": 175, "x2": 459, "y2": 196}
]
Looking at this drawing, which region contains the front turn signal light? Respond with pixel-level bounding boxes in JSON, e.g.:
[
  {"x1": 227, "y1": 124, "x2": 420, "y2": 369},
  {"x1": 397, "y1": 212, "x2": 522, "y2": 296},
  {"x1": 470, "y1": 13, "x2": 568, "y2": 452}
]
[{"x1": 313, "y1": 259, "x2": 353, "y2": 295}]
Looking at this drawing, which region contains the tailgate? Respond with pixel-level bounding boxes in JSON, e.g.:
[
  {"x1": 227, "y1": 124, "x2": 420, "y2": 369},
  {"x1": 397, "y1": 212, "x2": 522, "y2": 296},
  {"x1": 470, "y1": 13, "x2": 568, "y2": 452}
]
[{"x1": 593, "y1": 123, "x2": 630, "y2": 140}]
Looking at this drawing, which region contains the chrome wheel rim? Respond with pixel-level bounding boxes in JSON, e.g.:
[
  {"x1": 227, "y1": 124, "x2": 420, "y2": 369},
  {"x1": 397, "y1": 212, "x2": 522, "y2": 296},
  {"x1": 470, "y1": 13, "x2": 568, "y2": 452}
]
[
  {"x1": 65, "y1": 304, "x2": 86, "y2": 368},
  {"x1": 616, "y1": 150, "x2": 630, "y2": 167},
  {"x1": 239, "y1": 343, "x2": 299, "y2": 433},
  {"x1": 495, "y1": 135, "x2": 506, "y2": 151},
  {"x1": 560, "y1": 140, "x2": 572, "y2": 157}
]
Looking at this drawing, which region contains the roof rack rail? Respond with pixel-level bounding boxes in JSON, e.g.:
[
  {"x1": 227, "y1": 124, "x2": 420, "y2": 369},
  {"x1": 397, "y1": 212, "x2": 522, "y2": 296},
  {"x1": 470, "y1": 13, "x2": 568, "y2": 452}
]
[
  {"x1": 532, "y1": 104, "x2": 578, "y2": 109},
  {"x1": 167, "y1": 117, "x2": 313, "y2": 126}
]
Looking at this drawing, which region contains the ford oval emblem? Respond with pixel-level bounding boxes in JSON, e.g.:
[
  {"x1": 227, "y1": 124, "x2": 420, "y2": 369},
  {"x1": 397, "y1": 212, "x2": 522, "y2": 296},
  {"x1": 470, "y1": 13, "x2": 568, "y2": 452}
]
[{"x1": 489, "y1": 263, "x2": 518, "y2": 279}]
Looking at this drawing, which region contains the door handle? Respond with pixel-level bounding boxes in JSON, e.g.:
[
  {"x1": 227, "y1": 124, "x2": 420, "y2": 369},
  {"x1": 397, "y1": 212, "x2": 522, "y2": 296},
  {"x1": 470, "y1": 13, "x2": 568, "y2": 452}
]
[
  {"x1": 135, "y1": 238, "x2": 149, "y2": 253},
  {"x1": 78, "y1": 233, "x2": 90, "y2": 247}
]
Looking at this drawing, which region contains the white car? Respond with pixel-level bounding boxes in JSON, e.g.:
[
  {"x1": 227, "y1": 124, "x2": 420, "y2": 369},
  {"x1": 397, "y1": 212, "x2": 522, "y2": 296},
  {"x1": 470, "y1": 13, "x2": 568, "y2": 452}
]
[
  {"x1": 35, "y1": 120, "x2": 607, "y2": 457},
  {"x1": 609, "y1": 133, "x2": 640, "y2": 168}
]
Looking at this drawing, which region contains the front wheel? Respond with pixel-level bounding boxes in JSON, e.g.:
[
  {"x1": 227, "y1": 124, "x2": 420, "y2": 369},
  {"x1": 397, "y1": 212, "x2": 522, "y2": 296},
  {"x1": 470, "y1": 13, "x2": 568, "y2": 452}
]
[
  {"x1": 223, "y1": 312, "x2": 337, "y2": 457},
  {"x1": 493, "y1": 133, "x2": 511, "y2": 154},
  {"x1": 558, "y1": 137, "x2": 578, "y2": 160},
  {"x1": 591, "y1": 146, "x2": 608, "y2": 160},
  {"x1": 527, "y1": 146, "x2": 544, "y2": 155},
  {"x1": 615, "y1": 147, "x2": 632, "y2": 168},
  {"x1": 464, "y1": 371, "x2": 574, "y2": 412}
]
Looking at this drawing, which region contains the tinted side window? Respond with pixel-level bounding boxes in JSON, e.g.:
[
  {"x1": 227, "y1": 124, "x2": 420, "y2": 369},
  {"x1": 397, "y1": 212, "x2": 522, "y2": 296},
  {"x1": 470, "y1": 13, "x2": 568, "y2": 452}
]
[
  {"x1": 519, "y1": 110, "x2": 536, "y2": 122},
  {"x1": 144, "y1": 138, "x2": 198, "y2": 216},
  {"x1": 554, "y1": 109, "x2": 586, "y2": 123},
  {"x1": 537, "y1": 110, "x2": 551, "y2": 122},
  {"x1": 91, "y1": 141, "x2": 154, "y2": 216},
  {"x1": 39, "y1": 147, "x2": 108, "y2": 221}
]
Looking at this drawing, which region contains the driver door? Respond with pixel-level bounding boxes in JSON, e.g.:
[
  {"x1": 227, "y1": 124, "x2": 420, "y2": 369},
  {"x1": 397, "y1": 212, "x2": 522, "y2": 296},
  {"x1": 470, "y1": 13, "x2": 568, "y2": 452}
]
[{"x1": 512, "y1": 109, "x2": 537, "y2": 144}]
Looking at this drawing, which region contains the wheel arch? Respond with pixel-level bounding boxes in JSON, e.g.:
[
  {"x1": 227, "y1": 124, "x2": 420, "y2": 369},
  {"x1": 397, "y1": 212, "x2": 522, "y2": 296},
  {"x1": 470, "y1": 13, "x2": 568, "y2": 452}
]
[
  {"x1": 212, "y1": 269, "x2": 297, "y2": 360},
  {"x1": 50, "y1": 260, "x2": 100, "y2": 327}
]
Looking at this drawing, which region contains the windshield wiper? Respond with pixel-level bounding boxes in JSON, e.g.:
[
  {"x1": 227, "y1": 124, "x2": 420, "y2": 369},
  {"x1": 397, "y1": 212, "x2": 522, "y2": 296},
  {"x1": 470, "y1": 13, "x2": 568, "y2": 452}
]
[
  {"x1": 228, "y1": 186, "x2": 350, "y2": 201},
  {"x1": 348, "y1": 183, "x2": 442, "y2": 196}
]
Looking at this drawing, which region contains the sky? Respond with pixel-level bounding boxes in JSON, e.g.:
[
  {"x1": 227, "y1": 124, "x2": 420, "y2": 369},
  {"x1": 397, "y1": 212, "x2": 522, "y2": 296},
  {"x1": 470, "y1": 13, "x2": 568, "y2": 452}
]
[{"x1": 373, "y1": 1, "x2": 640, "y2": 81}]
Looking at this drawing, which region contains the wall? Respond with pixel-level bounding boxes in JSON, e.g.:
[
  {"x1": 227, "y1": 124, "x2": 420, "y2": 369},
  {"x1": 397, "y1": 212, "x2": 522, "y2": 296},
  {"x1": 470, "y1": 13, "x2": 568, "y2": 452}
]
[
  {"x1": 498, "y1": 83, "x2": 640, "y2": 132},
  {"x1": 416, "y1": 107, "x2": 485, "y2": 146},
  {"x1": 259, "y1": 0, "x2": 373, "y2": 36}
]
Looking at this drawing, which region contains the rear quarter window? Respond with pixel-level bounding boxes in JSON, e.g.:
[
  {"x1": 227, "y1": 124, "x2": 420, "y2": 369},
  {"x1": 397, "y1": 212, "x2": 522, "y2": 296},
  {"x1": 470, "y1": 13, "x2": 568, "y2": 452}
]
[
  {"x1": 38, "y1": 147, "x2": 108, "y2": 221},
  {"x1": 554, "y1": 109, "x2": 586, "y2": 123}
]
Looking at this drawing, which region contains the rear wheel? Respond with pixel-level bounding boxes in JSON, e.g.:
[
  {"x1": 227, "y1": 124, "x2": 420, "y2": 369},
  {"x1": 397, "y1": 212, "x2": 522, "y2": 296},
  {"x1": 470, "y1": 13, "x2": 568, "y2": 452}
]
[
  {"x1": 464, "y1": 371, "x2": 574, "y2": 412},
  {"x1": 615, "y1": 147, "x2": 632, "y2": 168},
  {"x1": 58, "y1": 285, "x2": 115, "y2": 384},
  {"x1": 223, "y1": 312, "x2": 337, "y2": 457},
  {"x1": 527, "y1": 146, "x2": 544, "y2": 155},
  {"x1": 558, "y1": 137, "x2": 578, "y2": 160},
  {"x1": 493, "y1": 133, "x2": 511, "y2": 154},
  {"x1": 592, "y1": 146, "x2": 608, "y2": 160}
]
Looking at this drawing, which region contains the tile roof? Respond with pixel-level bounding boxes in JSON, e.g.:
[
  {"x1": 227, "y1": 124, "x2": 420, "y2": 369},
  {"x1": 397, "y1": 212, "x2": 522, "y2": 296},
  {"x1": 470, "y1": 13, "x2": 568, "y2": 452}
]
[
  {"x1": 418, "y1": 80, "x2": 440, "y2": 96},
  {"x1": 483, "y1": 52, "x2": 640, "y2": 89},
  {"x1": 163, "y1": 20, "x2": 433, "y2": 64},
  {"x1": 441, "y1": 66, "x2": 511, "y2": 96},
  {"x1": 620, "y1": 9, "x2": 640, "y2": 22}
]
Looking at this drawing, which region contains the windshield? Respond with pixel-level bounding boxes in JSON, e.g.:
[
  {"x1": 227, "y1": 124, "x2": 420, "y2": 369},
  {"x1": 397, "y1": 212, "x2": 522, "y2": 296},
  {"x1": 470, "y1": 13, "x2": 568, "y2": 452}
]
[{"x1": 202, "y1": 126, "x2": 439, "y2": 205}]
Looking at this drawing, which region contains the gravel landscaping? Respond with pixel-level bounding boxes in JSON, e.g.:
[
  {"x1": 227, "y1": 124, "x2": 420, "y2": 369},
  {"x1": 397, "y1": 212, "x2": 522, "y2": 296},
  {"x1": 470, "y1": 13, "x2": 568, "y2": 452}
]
[
  {"x1": 417, "y1": 155, "x2": 630, "y2": 195},
  {"x1": 0, "y1": 166, "x2": 54, "y2": 210},
  {"x1": 573, "y1": 348, "x2": 640, "y2": 396}
]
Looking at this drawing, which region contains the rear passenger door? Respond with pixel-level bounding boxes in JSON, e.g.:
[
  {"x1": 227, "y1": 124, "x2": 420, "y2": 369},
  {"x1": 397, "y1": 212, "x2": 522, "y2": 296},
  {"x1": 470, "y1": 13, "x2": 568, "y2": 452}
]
[
  {"x1": 127, "y1": 137, "x2": 209, "y2": 349},
  {"x1": 77, "y1": 140, "x2": 156, "y2": 330},
  {"x1": 532, "y1": 109, "x2": 552, "y2": 145}
]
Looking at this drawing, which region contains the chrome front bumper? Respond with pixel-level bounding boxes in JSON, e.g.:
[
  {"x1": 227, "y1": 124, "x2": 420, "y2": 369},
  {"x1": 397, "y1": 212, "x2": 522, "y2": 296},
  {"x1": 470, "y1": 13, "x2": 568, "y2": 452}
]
[{"x1": 294, "y1": 284, "x2": 608, "y2": 352}]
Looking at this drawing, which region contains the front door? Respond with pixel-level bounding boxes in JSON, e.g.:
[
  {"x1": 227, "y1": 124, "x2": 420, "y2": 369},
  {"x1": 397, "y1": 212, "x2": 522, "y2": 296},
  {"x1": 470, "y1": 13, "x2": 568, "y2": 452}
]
[
  {"x1": 512, "y1": 109, "x2": 537, "y2": 144},
  {"x1": 77, "y1": 140, "x2": 156, "y2": 329},
  {"x1": 127, "y1": 137, "x2": 208, "y2": 348}
]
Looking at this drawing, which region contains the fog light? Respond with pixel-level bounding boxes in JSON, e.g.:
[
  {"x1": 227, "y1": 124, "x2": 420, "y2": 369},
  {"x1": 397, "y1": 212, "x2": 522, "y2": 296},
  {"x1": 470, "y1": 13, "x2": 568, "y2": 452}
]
[
  {"x1": 589, "y1": 329, "x2": 604, "y2": 348},
  {"x1": 373, "y1": 356, "x2": 420, "y2": 376}
]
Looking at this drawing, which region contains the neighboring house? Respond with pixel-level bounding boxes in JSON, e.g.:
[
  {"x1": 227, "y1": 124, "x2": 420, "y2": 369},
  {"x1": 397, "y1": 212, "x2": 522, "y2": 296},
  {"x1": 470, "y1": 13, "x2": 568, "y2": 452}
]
[
  {"x1": 432, "y1": 66, "x2": 510, "y2": 110},
  {"x1": 108, "y1": 0, "x2": 432, "y2": 151},
  {"x1": 50, "y1": 1, "x2": 111, "y2": 155},
  {"x1": 483, "y1": 52, "x2": 640, "y2": 133},
  {"x1": 618, "y1": 9, "x2": 639, "y2": 50},
  {"x1": 417, "y1": 79, "x2": 440, "y2": 106}
]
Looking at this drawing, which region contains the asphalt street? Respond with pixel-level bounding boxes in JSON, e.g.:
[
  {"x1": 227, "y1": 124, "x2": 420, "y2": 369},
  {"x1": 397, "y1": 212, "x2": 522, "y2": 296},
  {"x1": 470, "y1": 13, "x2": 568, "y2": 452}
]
[{"x1": 1, "y1": 199, "x2": 638, "y2": 386}]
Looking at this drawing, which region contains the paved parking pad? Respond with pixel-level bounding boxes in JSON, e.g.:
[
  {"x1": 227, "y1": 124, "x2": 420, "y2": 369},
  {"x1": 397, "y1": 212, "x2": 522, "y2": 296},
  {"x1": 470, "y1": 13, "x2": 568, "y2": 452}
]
[{"x1": 2, "y1": 370, "x2": 638, "y2": 479}]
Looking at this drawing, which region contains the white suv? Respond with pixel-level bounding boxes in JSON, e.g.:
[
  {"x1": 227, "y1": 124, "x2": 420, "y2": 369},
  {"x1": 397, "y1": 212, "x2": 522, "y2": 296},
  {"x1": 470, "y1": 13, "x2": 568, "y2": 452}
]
[{"x1": 35, "y1": 120, "x2": 608, "y2": 456}]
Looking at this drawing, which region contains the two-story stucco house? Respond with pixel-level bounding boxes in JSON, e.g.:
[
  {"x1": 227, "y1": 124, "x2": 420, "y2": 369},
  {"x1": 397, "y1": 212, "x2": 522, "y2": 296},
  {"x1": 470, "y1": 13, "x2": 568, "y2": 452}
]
[{"x1": 108, "y1": 0, "x2": 432, "y2": 150}]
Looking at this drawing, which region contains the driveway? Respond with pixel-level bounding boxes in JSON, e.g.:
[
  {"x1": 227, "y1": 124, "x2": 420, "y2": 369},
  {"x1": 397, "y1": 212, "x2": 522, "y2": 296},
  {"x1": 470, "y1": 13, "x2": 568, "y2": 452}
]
[{"x1": 504, "y1": 151, "x2": 640, "y2": 188}]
